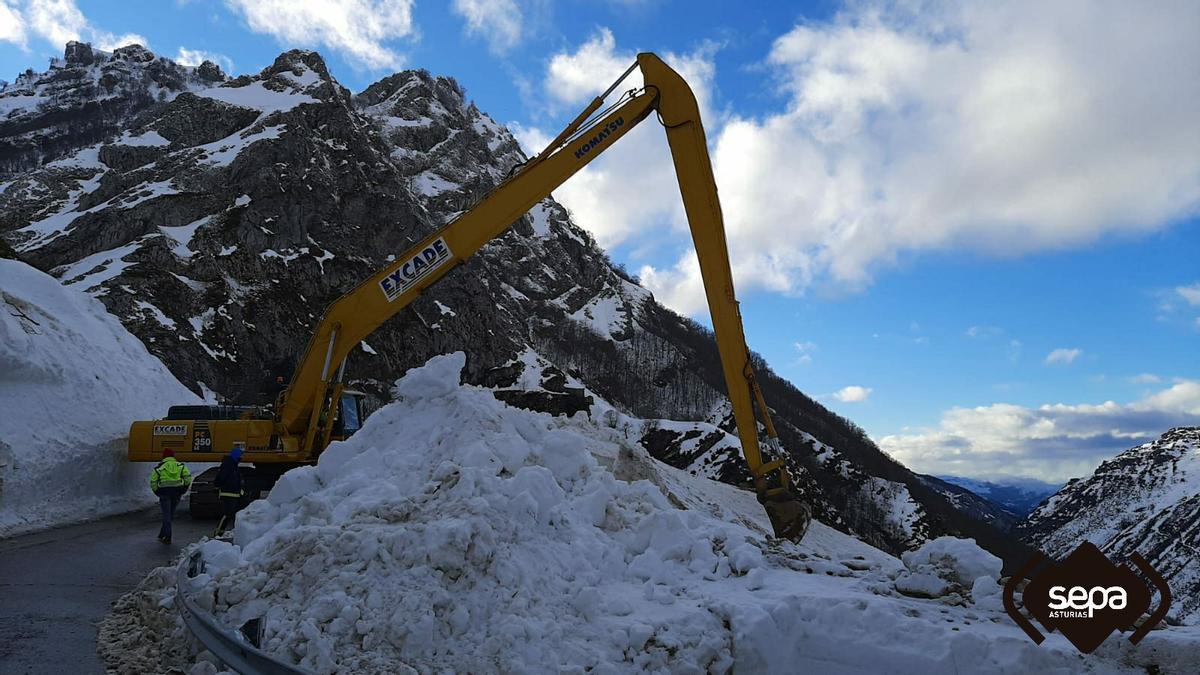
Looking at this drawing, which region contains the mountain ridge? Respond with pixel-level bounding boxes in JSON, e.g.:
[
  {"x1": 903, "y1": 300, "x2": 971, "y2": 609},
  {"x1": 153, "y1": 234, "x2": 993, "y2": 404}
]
[{"x1": 935, "y1": 475, "x2": 1060, "y2": 518}]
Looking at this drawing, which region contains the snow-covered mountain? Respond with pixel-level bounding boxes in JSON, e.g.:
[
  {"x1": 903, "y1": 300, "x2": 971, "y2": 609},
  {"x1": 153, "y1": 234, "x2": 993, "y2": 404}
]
[
  {"x1": 1019, "y1": 427, "x2": 1200, "y2": 624},
  {"x1": 935, "y1": 476, "x2": 1060, "y2": 518},
  {"x1": 917, "y1": 475, "x2": 1022, "y2": 531},
  {"x1": 0, "y1": 41, "x2": 225, "y2": 177},
  {"x1": 0, "y1": 43, "x2": 1027, "y2": 563}
]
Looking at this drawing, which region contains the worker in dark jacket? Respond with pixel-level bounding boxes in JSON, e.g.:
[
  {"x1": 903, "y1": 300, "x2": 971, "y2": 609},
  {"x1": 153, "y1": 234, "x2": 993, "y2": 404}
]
[
  {"x1": 150, "y1": 449, "x2": 191, "y2": 544},
  {"x1": 213, "y1": 443, "x2": 245, "y2": 536}
]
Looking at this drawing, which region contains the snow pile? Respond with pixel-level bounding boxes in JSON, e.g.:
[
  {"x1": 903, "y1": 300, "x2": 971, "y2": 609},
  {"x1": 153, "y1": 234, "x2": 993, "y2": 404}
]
[
  {"x1": 189, "y1": 353, "x2": 1200, "y2": 674},
  {"x1": 0, "y1": 260, "x2": 200, "y2": 536},
  {"x1": 895, "y1": 536, "x2": 1002, "y2": 601}
]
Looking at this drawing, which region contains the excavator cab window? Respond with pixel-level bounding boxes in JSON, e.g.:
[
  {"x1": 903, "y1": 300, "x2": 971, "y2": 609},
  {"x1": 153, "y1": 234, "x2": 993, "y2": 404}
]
[{"x1": 337, "y1": 392, "x2": 364, "y2": 436}]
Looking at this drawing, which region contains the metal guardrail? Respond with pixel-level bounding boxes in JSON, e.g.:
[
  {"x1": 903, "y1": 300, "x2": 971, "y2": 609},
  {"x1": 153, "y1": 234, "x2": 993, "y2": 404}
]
[{"x1": 176, "y1": 551, "x2": 314, "y2": 675}]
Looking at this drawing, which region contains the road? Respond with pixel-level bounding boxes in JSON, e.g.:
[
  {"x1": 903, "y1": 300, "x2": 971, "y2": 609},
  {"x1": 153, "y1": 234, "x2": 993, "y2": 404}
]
[{"x1": 0, "y1": 508, "x2": 211, "y2": 674}]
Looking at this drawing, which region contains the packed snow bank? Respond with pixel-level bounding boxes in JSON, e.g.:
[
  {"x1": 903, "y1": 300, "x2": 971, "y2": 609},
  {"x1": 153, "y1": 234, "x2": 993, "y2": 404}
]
[
  {"x1": 184, "y1": 353, "x2": 1200, "y2": 674},
  {"x1": 0, "y1": 259, "x2": 200, "y2": 537}
]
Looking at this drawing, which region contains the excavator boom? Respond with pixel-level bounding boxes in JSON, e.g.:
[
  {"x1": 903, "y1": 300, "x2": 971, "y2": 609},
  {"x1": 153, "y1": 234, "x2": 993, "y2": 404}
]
[{"x1": 128, "y1": 53, "x2": 811, "y2": 542}]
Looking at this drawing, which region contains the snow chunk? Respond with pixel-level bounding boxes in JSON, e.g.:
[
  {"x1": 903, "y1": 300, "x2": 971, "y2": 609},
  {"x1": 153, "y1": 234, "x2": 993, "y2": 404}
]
[
  {"x1": 897, "y1": 536, "x2": 1002, "y2": 600},
  {"x1": 394, "y1": 352, "x2": 465, "y2": 399}
]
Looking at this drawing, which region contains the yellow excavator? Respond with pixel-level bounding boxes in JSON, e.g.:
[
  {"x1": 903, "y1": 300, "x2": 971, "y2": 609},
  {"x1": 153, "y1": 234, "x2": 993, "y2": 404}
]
[{"x1": 128, "y1": 53, "x2": 811, "y2": 541}]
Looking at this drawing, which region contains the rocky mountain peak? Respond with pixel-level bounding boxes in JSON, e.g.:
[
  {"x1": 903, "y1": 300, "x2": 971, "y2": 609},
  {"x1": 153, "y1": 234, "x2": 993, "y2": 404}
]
[
  {"x1": 356, "y1": 68, "x2": 523, "y2": 210},
  {"x1": 356, "y1": 69, "x2": 465, "y2": 120},
  {"x1": 1, "y1": 41, "x2": 226, "y2": 177},
  {"x1": 63, "y1": 40, "x2": 97, "y2": 67},
  {"x1": 219, "y1": 49, "x2": 347, "y2": 108},
  {"x1": 1019, "y1": 427, "x2": 1200, "y2": 623},
  {"x1": 110, "y1": 43, "x2": 156, "y2": 64}
]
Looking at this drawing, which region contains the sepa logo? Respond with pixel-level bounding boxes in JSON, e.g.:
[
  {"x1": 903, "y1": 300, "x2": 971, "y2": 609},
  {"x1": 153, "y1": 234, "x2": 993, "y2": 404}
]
[
  {"x1": 379, "y1": 237, "x2": 453, "y2": 302},
  {"x1": 1004, "y1": 542, "x2": 1170, "y2": 654},
  {"x1": 1047, "y1": 585, "x2": 1128, "y2": 618}
]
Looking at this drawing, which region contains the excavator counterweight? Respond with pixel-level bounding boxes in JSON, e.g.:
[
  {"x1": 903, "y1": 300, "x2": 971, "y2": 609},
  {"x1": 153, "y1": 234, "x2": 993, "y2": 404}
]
[{"x1": 128, "y1": 53, "x2": 812, "y2": 542}]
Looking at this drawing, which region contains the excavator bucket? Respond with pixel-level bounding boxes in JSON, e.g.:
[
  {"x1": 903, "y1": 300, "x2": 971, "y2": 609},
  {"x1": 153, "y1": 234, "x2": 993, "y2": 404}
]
[{"x1": 761, "y1": 491, "x2": 812, "y2": 542}]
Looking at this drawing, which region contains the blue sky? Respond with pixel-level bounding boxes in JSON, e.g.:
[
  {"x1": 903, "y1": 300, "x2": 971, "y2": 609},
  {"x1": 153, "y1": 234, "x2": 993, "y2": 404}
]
[{"x1": 2, "y1": 0, "x2": 1197, "y2": 482}]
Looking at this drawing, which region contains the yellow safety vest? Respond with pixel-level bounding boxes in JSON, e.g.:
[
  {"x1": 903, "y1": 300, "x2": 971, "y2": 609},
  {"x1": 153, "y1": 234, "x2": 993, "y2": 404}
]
[{"x1": 150, "y1": 458, "x2": 192, "y2": 491}]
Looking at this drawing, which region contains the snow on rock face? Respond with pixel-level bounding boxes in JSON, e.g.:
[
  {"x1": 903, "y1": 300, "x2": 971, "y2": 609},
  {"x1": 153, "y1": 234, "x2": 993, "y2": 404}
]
[
  {"x1": 0, "y1": 260, "x2": 200, "y2": 536},
  {"x1": 191, "y1": 354, "x2": 1200, "y2": 674}
]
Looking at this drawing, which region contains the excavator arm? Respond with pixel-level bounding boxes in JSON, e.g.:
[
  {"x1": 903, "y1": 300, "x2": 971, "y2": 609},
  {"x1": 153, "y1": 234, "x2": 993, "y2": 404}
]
[
  {"x1": 276, "y1": 80, "x2": 659, "y2": 450},
  {"x1": 283, "y1": 53, "x2": 810, "y2": 540},
  {"x1": 131, "y1": 53, "x2": 811, "y2": 542}
]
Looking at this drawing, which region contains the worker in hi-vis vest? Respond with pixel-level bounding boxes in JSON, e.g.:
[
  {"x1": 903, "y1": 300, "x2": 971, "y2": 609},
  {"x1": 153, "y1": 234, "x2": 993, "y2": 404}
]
[
  {"x1": 150, "y1": 449, "x2": 192, "y2": 544},
  {"x1": 213, "y1": 443, "x2": 245, "y2": 536}
]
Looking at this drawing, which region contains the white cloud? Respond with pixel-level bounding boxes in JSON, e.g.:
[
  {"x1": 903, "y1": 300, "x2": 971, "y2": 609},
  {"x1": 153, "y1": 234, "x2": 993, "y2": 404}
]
[
  {"x1": 224, "y1": 0, "x2": 415, "y2": 69},
  {"x1": 24, "y1": 0, "x2": 86, "y2": 47},
  {"x1": 93, "y1": 31, "x2": 147, "y2": 51},
  {"x1": 1044, "y1": 347, "x2": 1082, "y2": 365},
  {"x1": 1129, "y1": 373, "x2": 1161, "y2": 384},
  {"x1": 509, "y1": 121, "x2": 551, "y2": 157},
  {"x1": 1007, "y1": 339, "x2": 1023, "y2": 363},
  {"x1": 452, "y1": 0, "x2": 522, "y2": 55},
  {"x1": 1178, "y1": 283, "x2": 1200, "y2": 307},
  {"x1": 0, "y1": 1, "x2": 27, "y2": 47},
  {"x1": 639, "y1": 252, "x2": 707, "y2": 314},
  {"x1": 880, "y1": 379, "x2": 1200, "y2": 482},
  {"x1": 965, "y1": 325, "x2": 1001, "y2": 338},
  {"x1": 792, "y1": 340, "x2": 817, "y2": 365},
  {"x1": 0, "y1": 1, "x2": 145, "y2": 52},
  {"x1": 175, "y1": 47, "x2": 233, "y2": 72},
  {"x1": 546, "y1": 28, "x2": 632, "y2": 107},
  {"x1": 833, "y1": 385, "x2": 872, "y2": 402},
  {"x1": 532, "y1": 28, "x2": 722, "y2": 313},
  {"x1": 602, "y1": 2, "x2": 1199, "y2": 317}
]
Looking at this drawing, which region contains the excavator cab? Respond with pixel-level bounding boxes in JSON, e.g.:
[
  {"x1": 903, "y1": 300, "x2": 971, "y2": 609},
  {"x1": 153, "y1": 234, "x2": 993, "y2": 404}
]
[{"x1": 331, "y1": 390, "x2": 367, "y2": 438}]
